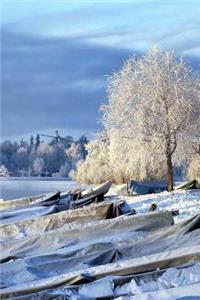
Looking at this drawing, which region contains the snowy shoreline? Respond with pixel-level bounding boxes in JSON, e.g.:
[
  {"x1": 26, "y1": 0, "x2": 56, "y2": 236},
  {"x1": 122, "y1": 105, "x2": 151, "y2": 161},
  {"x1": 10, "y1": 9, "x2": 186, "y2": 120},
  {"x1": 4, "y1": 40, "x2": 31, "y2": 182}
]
[
  {"x1": 1, "y1": 183, "x2": 200, "y2": 299},
  {"x1": 107, "y1": 187, "x2": 200, "y2": 223}
]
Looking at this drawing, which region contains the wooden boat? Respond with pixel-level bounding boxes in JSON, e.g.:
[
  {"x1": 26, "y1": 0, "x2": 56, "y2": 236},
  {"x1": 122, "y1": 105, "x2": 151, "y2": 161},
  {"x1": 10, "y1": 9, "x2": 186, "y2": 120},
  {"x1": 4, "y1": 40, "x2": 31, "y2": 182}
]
[
  {"x1": 0, "y1": 191, "x2": 60, "y2": 211},
  {"x1": 71, "y1": 181, "x2": 112, "y2": 208},
  {"x1": 80, "y1": 181, "x2": 111, "y2": 199}
]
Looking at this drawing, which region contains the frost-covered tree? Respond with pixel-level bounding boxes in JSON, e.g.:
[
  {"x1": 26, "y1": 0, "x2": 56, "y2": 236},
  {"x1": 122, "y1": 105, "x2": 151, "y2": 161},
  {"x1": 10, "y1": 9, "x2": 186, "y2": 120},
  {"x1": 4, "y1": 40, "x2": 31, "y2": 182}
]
[
  {"x1": 0, "y1": 135, "x2": 88, "y2": 176},
  {"x1": 29, "y1": 136, "x2": 34, "y2": 153},
  {"x1": 33, "y1": 157, "x2": 45, "y2": 175},
  {"x1": 37, "y1": 143, "x2": 54, "y2": 172},
  {"x1": 59, "y1": 162, "x2": 71, "y2": 178},
  {"x1": 11, "y1": 147, "x2": 29, "y2": 172},
  {"x1": 0, "y1": 153, "x2": 9, "y2": 169},
  {"x1": 78, "y1": 135, "x2": 88, "y2": 159},
  {"x1": 74, "y1": 137, "x2": 111, "y2": 184},
  {"x1": 0, "y1": 141, "x2": 18, "y2": 170},
  {"x1": 75, "y1": 130, "x2": 167, "y2": 184},
  {"x1": 35, "y1": 134, "x2": 40, "y2": 149},
  {"x1": 53, "y1": 144, "x2": 66, "y2": 171},
  {"x1": 19, "y1": 139, "x2": 28, "y2": 150},
  {"x1": 101, "y1": 46, "x2": 200, "y2": 191},
  {"x1": 108, "y1": 131, "x2": 166, "y2": 183},
  {"x1": 187, "y1": 157, "x2": 200, "y2": 181},
  {"x1": 66, "y1": 143, "x2": 84, "y2": 170},
  {"x1": 0, "y1": 165, "x2": 10, "y2": 177}
]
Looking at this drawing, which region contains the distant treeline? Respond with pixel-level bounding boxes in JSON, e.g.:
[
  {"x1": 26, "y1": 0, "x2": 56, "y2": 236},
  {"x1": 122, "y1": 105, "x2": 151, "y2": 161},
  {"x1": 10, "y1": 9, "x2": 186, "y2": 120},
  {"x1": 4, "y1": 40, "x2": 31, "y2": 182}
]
[{"x1": 0, "y1": 134, "x2": 88, "y2": 177}]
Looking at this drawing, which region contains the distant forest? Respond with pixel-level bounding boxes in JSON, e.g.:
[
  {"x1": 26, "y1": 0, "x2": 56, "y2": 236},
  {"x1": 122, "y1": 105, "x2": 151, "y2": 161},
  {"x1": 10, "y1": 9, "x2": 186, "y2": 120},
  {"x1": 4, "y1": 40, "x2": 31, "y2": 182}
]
[{"x1": 0, "y1": 134, "x2": 88, "y2": 177}]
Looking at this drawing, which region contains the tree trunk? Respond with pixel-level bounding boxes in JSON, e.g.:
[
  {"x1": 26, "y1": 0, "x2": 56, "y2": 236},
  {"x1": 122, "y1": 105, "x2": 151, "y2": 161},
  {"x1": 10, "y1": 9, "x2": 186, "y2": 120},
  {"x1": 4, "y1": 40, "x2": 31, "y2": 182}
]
[{"x1": 167, "y1": 155, "x2": 174, "y2": 192}]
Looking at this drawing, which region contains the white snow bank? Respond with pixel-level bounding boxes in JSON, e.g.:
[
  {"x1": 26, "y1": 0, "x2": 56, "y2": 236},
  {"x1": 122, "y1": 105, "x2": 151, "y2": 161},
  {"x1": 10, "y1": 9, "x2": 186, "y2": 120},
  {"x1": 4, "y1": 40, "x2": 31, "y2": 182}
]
[{"x1": 108, "y1": 189, "x2": 200, "y2": 223}]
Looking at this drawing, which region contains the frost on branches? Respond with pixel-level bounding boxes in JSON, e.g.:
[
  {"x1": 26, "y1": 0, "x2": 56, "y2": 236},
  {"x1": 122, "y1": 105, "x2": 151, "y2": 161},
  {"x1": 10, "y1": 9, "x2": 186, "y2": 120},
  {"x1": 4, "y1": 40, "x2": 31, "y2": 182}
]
[
  {"x1": 74, "y1": 137, "x2": 111, "y2": 184},
  {"x1": 75, "y1": 46, "x2": 200, "y2": 188},
  {"x1": 33, "y1": 157, "x2": 45, "y2": 176},
  {"x1": 0, "y1": 165, "x2": 10, "y2": 177},
  {"x1": 187, "y1": 157, "x2": 200, "y2": 181}
]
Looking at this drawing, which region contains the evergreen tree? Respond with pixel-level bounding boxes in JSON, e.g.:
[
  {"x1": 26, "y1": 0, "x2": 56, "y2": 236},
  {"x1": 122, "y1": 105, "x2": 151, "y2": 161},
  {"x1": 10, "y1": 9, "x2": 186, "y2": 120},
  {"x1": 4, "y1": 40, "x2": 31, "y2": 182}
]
[
  {"x1": 78, "y1": 135, "x2": 88, "y2": 160},
  {"x1": 35, "y1": 134, "x2": 40, "y2": 149},
  {"x1": 29, "y1": 136, "x2": 34, "y2": 153}
]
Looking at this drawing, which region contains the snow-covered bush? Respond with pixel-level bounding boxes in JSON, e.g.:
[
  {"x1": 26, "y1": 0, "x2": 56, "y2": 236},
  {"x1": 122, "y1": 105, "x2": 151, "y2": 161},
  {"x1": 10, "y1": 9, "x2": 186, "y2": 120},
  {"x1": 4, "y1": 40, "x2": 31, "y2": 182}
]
[
  {"x1": 0, "y1": 165, "x2": 10, "y2": 177},
  {"x1": 65, "y1": 143, "x2": 83, "y2": 169},
  {"x1": 33, "y1": 157, "x2": 45, "y2": 176},
  {"x1": 187, "y1": 157, "x2": 200, "y2": 181},
  {"x1": 74, "y1": 138, "x2": 111, "y2": 184},
  {"x1": 74, "y1": 132, "x2": 167, "y2": 184},
  {"x1": 11, "y1": 147, "x2": 29, "y2": 171},
  {"x1": 59, "y1": 162, "x2": 71, "y2": 178}
]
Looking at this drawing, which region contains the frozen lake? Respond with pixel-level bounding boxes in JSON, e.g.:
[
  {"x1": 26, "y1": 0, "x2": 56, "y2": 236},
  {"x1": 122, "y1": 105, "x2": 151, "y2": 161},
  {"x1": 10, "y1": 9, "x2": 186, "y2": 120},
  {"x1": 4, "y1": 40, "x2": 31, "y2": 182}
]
[{"x1": 0, "y1": 178, "x2": 87, "y2": 200}]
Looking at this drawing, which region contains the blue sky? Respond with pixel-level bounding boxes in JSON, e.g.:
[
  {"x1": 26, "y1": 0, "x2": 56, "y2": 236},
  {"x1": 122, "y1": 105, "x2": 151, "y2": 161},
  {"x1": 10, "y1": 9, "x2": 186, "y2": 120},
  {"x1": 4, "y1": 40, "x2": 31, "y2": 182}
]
[{"x1": 1, "y1": 0, "x2": 200, "y2": 141}]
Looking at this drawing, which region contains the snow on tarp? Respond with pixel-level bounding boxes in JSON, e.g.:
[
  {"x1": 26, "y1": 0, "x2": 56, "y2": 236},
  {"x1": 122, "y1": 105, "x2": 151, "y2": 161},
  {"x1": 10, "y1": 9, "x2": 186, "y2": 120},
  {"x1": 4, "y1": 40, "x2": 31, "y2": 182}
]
[
  {"x1": 0, "y1": 210, "x2": 173, "y2": 262},
  {"x1": 0, "y1": 204, "x2": 61, "y2": 226},
  {"x1": 1, "y1": 214, "x2": 199, "y2": 298},
  {"x1": 1, "y1": 225, "x2": 200, "y2": 286},
  {"x1": 19, "y1": 263, "x2": 200, "y2": 299},
  {"x1": 124, "y1": 189, "x2": 200, "y2": 223},
  {"x1": 0, "y1": 201, "x2": 123, "y2": 241},
  {"x1": 1, "y1": 236, "x2": 200, "y2": 298},
  {"x1": 0, "y1": 191, "x2": 60, "y2": 211}
]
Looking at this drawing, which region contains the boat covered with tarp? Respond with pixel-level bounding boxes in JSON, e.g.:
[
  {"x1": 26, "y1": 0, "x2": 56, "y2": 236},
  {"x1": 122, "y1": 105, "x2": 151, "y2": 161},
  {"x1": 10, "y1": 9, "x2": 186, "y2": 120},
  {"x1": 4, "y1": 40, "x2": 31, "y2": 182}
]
[
  {"x1": 0, "y1": 212, "x2": 199, "y2": 298},
  {"x1": 176, "y1": 179, "x2": 200, "y2": 190},
  {"x1": 1, "y1": 179, "x2": 200, "y2": 299},
  {"x1": 0, "y1": 191, "x2": 60, "y2": 211},
  {"x1": 129, "y1": 180, "x2": 167, "y2": 195},
  {"x1": 0, "y1": 201, "x2": 124, "y2": 242},
  {"x1": 0, "y1": 181, "x2": 112, "y2": 225}
]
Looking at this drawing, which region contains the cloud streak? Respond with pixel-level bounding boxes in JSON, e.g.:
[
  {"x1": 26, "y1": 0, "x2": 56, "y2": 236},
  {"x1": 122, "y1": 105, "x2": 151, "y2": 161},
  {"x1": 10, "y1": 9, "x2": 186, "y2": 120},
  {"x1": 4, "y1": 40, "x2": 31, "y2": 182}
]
[
  {"x1": 1, "y1": 1, "x2": 200, "y2": 140},
  {"x1": 2, "y1": 30, "x2": 132, "y2": 140}
]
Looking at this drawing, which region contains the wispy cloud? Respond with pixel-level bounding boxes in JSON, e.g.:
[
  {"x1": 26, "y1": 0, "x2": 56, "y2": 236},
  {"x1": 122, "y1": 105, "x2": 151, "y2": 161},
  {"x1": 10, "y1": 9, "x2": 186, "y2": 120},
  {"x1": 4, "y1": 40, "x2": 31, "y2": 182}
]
[
  {"x1": 2, "y1": 30, "x2": 132, "y2": 139},
  {"x1": 1, "y1": 1, "x2": 200, "y2": 140}
]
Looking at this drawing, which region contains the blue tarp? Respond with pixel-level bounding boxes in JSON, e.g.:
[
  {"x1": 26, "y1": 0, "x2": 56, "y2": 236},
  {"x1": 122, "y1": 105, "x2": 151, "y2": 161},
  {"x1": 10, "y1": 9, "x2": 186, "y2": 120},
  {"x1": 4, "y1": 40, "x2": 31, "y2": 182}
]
[{"x1": 129, "y1": 180, "x2": 167, "y2": 195}]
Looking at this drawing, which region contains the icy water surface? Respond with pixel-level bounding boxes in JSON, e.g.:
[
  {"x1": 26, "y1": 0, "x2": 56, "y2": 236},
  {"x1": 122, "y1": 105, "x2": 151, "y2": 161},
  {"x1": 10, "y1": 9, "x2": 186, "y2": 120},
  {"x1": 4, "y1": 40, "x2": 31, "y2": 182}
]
[{"x1": 0, "y1": 178, "x2": 84, "y2": 200}]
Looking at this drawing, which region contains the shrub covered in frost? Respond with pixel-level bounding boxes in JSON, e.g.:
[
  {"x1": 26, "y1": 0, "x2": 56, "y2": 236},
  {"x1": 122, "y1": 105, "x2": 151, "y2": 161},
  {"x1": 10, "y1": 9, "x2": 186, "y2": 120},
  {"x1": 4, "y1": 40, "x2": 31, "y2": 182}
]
[
  {"x1": 187, "y1": 157, "x2": 200, "y2": 181},
  {"x1": 0, "y1": 165, "x2": 10, "y2": 177}
]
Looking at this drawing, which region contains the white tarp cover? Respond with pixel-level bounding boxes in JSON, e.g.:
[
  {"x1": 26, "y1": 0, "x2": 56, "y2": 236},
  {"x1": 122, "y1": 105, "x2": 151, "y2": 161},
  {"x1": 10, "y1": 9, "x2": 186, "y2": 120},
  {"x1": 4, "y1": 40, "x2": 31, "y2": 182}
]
[
  {"x1": 0, "y1": 211, "x2": 174, "y2": 262},
  {"x1": 1, "y1": 213, "x2": 200, "y2": 298},
  {"x1": 0, "y1": 201, "x2": 123, "y2": 241},
  {"x1": 0, "y1": 204, "x2": 64, "y2": 225},
  {"x1": 12, "y1": 263, "x2": 200, "y2": 299}
]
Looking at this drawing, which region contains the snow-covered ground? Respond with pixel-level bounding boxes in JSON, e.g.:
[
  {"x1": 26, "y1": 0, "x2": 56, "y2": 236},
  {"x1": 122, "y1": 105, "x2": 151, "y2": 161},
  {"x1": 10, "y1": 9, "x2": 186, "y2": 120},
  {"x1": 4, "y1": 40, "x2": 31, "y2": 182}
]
[
  {"x1": 108, "y1": 187, "x2": 200, "y2": 223},
  {"x1": 91, "y1": 187, "x2": 200, "y2": 299},
  {"x1": 1, "y1": 186, "x2": 200, "y2": 299}
]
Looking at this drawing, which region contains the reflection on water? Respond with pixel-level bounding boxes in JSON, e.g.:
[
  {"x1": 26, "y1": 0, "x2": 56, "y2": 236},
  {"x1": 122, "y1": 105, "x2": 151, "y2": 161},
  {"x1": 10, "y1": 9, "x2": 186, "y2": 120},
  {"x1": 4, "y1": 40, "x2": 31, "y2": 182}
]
[{"x1": 0, "y1": 178, "x2": 84, "y2": 200}]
